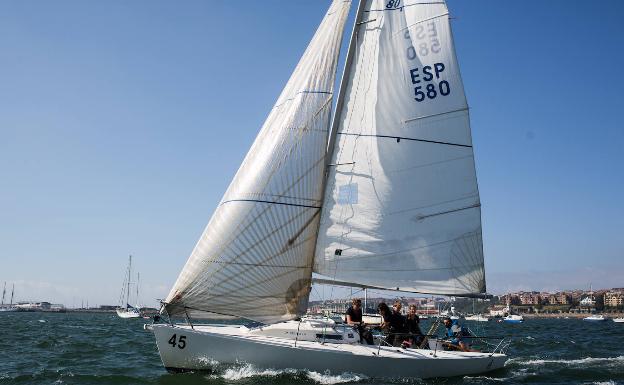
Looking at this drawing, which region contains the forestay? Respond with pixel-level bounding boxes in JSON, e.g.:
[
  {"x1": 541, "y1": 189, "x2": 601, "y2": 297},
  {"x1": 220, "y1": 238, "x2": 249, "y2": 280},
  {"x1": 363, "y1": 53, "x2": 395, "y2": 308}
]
[
  {"x1": 314, "y1": 0, "x2": 486, "y2": 296},
  {"x1": 164, "y1": 0, "x2": 351, "y2": 323}
]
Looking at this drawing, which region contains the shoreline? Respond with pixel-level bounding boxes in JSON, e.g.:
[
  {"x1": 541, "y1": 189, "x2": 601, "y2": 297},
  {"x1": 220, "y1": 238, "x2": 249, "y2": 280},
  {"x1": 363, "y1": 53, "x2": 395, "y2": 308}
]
[{"x1": 521, "y1": 312, "x2": 624, "y2": 319}]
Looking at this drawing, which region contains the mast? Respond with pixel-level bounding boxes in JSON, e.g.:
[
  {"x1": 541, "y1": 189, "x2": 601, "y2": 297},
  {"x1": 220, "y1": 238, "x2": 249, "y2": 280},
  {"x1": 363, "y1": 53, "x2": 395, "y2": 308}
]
[
  {"x1": 10, "y1": 284, "x2": 14, "y2": 306},
  {"x1": 126, "y1": 255, "x2": 132, "y2": 310},
  {"x1": 323, "y1": 0, "x2": 367, "y2": 173},
  {"x1": 312, "y1": 0, "x2": 366, "y2": 285},
  {"x1": 136, "y1": 272, "x2": 140, "y2": 307}
]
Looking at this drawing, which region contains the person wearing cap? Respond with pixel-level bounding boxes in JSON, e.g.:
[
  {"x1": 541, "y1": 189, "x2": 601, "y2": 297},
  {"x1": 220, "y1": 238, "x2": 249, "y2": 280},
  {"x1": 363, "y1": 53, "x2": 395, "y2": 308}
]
[{"x1": 443, "y1": 317, "x2": 471, "y2": 351}]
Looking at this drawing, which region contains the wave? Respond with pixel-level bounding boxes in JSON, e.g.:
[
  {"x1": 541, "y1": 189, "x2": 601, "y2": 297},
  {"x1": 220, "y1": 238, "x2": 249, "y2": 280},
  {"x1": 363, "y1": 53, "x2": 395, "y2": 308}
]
[
  {"x1": 306, "y1": 371, "x2": 367, "y2": 384},
  {"x1": 208, "y1": 363, "x2": 366, "y2": 384},
  {"x1": 508, "y1": 356, "x2": 624, "y2": 367}
]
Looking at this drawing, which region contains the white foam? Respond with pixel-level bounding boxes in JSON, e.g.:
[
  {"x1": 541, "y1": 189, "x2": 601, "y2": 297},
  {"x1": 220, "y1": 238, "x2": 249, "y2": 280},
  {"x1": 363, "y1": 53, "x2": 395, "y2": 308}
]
[
  {"x1": 207, "y1": 364, "x2": 365, "y2": 384},
  {"x1": 463, "y1": 375, "x2": 506, "y2": 382},
  {"x1": 589, "y1": 381, "x2": 617, "y2": 385},
  {"x1": 196, "y1": 356, "x2": 219, "y2": 367},
  {"x1": 510, "y1": 356, "x2": 624, "y2": 367},
  {"x1": 306, "y1": 370, "x2": 367, "y2": 384},
  {"x1": 215, "y1": 364, "x2": 296, "y2": 381}
]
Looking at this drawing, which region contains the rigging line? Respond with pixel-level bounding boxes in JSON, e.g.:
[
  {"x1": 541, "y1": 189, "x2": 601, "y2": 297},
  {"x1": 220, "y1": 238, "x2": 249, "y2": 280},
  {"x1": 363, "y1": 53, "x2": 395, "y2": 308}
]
[
  {"x1": 336, "y1": 132, "x2": 472, "y2": 148},
  {"x1": 272, "y1": 90, "x2": 333, "y2": 109},
  {"x1": 385, "y1": 195, "x2": 479, "y2": 216},
  {"x1": 392, "y1": 12, "x2": 450, "y2": 37},
  {"x1": 413, "y1": 203, "x2": 480, "y2": 220},
  {"x1": 327, "y1": 162, "x2": 355, "y2": 167},
  {"x1": 220, "y1": 199, "x2": 321, "y2": 209},
  {"x1": 403, "y1": 107, "x2": 469, "y2": 124},
  {"x1": 357, "y1": 18, "x2": 377, "y2": 25}
]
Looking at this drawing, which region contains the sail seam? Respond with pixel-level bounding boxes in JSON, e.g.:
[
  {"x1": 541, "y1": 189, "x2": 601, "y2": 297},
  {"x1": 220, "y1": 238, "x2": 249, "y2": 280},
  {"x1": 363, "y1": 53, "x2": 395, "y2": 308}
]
[
  {"x1": 321, "y1": 262, "x2": 483, "y2": 272},
  {"x1": 336, "y1": 132, "x2": 472, "y2": 148},
  {"x1": 208, "y1": 260, "x2": 311, "y2": 268},
  {"x1": 403, "y1": 107, "x2": 469, "y2": 124},
  {"x1": 220, "y1": 199, "x2": 322, "y2": 209}
]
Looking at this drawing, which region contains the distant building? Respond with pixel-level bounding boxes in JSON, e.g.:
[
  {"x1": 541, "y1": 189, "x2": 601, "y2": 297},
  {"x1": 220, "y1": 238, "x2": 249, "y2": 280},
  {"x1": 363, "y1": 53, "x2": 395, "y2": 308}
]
[
  {"x1": 15, "y1": 302, "x2": 64, "y2": 312},
  {"x1": 502, "y1": 294, "x2": 520, "y2": 305},
  {"x1": 579, "y1": 295, "x2": 596, "y2": 307},
  {"x1": 604, "y1": 291, "x2": 624, "y2": 307},
  {"x1": 548, "y1": 292, "x2": 570, "y2": 305},
  {"x1": 519, "y1": 292, "x2": 541, "y2": 305}
]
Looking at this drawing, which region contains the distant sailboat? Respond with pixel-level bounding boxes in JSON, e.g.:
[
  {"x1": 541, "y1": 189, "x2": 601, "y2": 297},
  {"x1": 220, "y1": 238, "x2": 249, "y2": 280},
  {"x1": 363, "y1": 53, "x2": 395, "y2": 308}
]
[
  {"x1": 464, "y1": 299, "x2": 489, "y2": 321},
  {"x1": 116, "y1": 255, "x2": 141, "y2": 319},
  {"x1": 149, "y1": 0, "x2": 507, "y2": 378},
  {"x1": 0, "y1": 283, "x2": 17, "y2": 312}
]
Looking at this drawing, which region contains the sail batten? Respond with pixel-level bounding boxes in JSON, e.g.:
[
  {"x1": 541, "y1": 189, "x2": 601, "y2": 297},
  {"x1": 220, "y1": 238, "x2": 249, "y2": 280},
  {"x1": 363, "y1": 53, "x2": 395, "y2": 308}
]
[
  {"x1": 164, "y1": 0, "x2": 351, "y2": 323},
  {"x1": 313, "y1": 0, "x2": 486, "y2": 296}
]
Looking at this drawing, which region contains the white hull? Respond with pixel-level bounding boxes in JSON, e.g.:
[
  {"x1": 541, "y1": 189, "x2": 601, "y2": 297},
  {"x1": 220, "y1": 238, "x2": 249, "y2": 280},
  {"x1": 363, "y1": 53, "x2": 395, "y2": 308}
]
[
  {"x1": 465, "y1": 315, "x2": 489, "y2": 322},
  {"x1": 151, "y1": 323, "x2": 506, "y2": 379},
  {"x1": 613, "y1": 318, "x2": 624, "y2": 323},
  {"x1": 503, "y1": 315, "x2": 523, "y2": 323},
  {"x1": 583, "y1": 315, "x2": 607, "y2": 322},
  {"x1": 0, "y1": 307, "x2": 18, "y2": 312},
  {"x1": 116, "y1": 308, "x2": 141, "y2": 318}
]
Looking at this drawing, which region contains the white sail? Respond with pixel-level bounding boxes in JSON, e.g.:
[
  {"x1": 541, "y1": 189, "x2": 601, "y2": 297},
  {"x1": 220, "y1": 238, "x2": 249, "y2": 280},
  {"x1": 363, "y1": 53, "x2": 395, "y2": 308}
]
[
  {"x1": 314, "y1": 0, "x2": 486, "y2": 296},
  {"x1": 164, "y1": 0, "x2": 351, "y2": 323}
]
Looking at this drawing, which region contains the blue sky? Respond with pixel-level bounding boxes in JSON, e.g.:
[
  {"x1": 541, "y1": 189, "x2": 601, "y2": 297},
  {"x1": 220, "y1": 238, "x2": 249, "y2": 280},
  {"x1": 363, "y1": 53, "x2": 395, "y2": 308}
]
[{"x1": 1, "y1": 1, "x2": 623, "y2": 307}]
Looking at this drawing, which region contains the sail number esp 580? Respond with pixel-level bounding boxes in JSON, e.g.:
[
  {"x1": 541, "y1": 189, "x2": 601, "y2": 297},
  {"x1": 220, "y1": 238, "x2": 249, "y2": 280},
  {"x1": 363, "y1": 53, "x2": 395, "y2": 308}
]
[
  {"x1": 409, "y1": 63, "x2": 450, "y2": 102},
  {"x1": 168, "y1": 334, "x2": 187, "y2": 349}
]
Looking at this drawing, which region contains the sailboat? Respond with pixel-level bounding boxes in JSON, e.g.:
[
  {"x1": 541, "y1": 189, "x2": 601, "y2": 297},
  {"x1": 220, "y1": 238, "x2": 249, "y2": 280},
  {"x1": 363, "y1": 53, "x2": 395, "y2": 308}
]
[
  {"x1": 465, "y1": 299, "x2": 489, "y2": 322},
  {"x1": 502, "y1": 303, "x2": 523, "y2": 323},
  {"x1": 580, "y1": 285, "x2": 605, "y2": 322},
  {"x1": 149, "y1": 0, "x2": 507, "y2": 378},
  {"x1": 0, "y1": 283, "x2": 18, "y2": 312},
  {"x1": 116, "y1": 255, "x2": 142, "y2": 319}
]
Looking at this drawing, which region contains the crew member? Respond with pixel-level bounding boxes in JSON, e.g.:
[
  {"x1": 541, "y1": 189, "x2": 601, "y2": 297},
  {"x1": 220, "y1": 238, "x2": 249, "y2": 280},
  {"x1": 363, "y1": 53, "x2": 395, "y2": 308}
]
[
  {"x1": 403, "y1": 304, "x2": 424, "y2": 348},
  {"x1": 345, "y1": 298, "x2": 373, "y2": 344},
  {"x1": 443, "y1": 317, "x2": 472, "y2": 352}
]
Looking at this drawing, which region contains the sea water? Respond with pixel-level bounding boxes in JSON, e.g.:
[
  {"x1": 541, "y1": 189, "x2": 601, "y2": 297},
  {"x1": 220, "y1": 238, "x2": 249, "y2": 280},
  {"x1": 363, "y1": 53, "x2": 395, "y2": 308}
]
[{"x1": 1, "y1": 312, "x2": 623, "y2": 385}]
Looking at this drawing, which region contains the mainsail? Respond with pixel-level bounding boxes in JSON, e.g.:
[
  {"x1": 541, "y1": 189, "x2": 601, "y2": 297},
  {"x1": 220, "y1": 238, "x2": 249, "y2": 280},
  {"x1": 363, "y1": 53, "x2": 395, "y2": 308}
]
[
  {"x1": 314, "y1": 0, "x2": 486, "y2": 296},
  {"x1": 164, "y1": 0, "x2": 351, "y2": 323}
]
